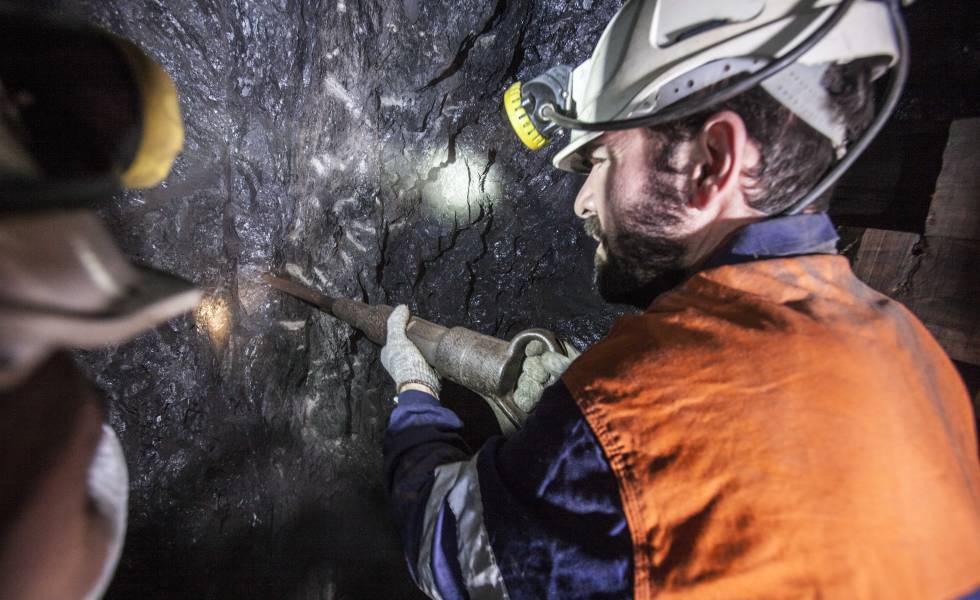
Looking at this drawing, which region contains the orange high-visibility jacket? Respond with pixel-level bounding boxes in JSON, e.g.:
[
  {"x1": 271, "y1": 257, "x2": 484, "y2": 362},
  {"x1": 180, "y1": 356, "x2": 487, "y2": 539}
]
[{"x1": 563, "y1": 255, "x2": 980, "y2": 599}]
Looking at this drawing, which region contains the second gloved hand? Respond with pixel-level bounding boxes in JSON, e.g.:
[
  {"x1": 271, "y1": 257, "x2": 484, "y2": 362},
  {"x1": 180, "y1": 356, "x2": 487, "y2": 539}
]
[
  {"x1": 380, "y1": 305, "x2": 441, "y2": 396},
  {"x1": 513, "y1": 340, "x2": 581, "y2": 413}
]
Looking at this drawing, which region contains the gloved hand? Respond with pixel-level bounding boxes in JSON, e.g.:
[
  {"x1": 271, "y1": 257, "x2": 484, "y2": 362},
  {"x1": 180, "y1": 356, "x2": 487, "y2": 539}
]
[
  {"x1": 513, "y1": 340, "x2": 581, "y2": 413},
  {"x1": 380, "y1": 305, "x2": 441, "y2": 396}
]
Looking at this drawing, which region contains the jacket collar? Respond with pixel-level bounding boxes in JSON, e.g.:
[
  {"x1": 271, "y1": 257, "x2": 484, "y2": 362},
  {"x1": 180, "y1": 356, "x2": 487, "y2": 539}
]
[{"x1": 702, "y1": 213, "x2": 839, "y2": 270}]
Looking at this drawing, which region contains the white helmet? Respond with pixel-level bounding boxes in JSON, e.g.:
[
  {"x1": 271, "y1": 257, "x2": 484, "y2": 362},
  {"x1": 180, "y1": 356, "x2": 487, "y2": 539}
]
[{"x1": 502, "y1": 0, "x2": 909, "y2": 211}]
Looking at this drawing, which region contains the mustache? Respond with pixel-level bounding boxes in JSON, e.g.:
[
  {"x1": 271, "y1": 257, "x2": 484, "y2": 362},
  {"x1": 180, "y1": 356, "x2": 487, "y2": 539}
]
[{"x1": 583, "y1": 216, "x2": 602, "y2": 240}]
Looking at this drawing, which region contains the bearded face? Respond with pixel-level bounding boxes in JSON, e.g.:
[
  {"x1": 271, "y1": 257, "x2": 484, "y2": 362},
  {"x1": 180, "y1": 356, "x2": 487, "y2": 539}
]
[
  {"x1": 573, "y1": 115, "x2": 771, "y2": 308},
  {"x1": 585, "y1": 214, "x2": 687, "y2": 307},
  {"x1": 577, "y1": 131, "x2": 693, "y2": 308}
]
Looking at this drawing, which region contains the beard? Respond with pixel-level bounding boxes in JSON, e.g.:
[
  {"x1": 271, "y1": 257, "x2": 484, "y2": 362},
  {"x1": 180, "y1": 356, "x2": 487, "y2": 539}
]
[
  {"x1": 582, "y1": 176, "x2": 690, "y2": 309},
  {"x1": 595, "y1": 226, "x2": 687, "y2": 308}
]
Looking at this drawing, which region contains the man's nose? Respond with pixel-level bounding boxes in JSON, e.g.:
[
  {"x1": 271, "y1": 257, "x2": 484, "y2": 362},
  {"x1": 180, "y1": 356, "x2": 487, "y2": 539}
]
[{"x1": 574, "y1": 173, "x2": 597, "y2": 219}]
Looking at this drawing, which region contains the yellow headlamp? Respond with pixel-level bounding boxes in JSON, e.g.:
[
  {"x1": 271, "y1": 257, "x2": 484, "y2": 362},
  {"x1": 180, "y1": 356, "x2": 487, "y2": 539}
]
[
  {"x1": 503, "y1": 82, "x2": 548, "y2": 150},
  {"x1": 501, "y1": 65, "x2": 572, "y2": 151}
]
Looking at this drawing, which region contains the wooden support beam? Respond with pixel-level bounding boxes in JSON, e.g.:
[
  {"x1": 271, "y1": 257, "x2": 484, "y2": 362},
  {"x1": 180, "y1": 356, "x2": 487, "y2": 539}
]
[
  {"x1": 854, "y1": 232, "x2": 980, "y2": 366},
  {"x1": 849, "y1": 228, "x2": 920, "y2": 296},
  {"x1": 926, "y1": 119, "x2": 980, "y2": 241},
  {"x1": 851, "y1": 119, "x2": 980, "y2": 367}
]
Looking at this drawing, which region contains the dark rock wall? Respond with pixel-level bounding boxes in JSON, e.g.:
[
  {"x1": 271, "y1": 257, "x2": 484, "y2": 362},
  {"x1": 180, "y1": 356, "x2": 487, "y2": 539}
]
[{"x1": 26, "y1": 0, "x2": 624, "y2": 597}]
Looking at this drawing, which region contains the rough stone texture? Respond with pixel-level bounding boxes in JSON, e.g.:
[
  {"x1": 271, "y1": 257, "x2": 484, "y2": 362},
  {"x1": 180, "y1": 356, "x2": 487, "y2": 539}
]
[{"x1": 20, "y1": 0, "x2": 624, "y2": 597}]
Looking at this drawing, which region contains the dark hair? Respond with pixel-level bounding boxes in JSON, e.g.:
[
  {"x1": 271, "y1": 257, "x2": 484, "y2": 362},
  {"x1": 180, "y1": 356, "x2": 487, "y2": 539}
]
[{"x1": 653, "y1": 59, "x2": 881, "y2": 214}]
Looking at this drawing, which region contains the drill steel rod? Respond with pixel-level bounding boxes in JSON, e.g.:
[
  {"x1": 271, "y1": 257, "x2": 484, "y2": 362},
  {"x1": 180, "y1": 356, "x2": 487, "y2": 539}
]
[{"x1": 263, "y1": 274, "x2": 563, "y2": 432}]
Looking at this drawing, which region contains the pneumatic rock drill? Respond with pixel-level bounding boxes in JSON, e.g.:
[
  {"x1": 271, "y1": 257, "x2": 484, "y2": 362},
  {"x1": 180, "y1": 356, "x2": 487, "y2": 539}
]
[{"x1": 264, "y1": 274, "x2": 566, "y2": 434}]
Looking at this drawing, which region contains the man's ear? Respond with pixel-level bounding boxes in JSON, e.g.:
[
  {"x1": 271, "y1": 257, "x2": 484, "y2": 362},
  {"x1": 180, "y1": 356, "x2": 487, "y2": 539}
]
[{"x1": 690, "y1": 110, "x2": 750, "y2": 211}]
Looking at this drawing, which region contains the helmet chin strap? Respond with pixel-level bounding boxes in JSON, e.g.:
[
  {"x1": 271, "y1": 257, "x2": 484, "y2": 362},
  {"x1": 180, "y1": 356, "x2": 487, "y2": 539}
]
[{"x1": 781, "y1": 0, "x2": 909, "y2": 215}]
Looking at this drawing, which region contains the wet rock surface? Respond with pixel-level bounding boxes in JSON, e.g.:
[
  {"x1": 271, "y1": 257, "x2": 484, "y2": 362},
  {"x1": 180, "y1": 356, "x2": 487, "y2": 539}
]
[{"x1": 26, "y1": 0, "x2": 624, "y2": 597}]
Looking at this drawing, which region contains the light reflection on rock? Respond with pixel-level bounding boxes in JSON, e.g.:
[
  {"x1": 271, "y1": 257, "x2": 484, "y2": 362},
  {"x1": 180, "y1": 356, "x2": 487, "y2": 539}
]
[{"x1": 194, "y1": 292, "x2": 231, "y2": 351}]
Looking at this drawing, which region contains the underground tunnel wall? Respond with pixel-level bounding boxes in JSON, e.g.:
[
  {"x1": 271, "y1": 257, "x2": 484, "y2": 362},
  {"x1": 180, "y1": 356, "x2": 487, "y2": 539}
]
[{"x1": 26, "y1": 0, "x2": 626, "y2": 597}]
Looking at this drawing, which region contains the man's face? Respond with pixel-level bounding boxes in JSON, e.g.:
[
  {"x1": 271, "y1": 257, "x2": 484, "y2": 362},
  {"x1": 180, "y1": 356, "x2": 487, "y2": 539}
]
[{"x1": 573, "y1": 128, "x2": 692, "y2": 307}]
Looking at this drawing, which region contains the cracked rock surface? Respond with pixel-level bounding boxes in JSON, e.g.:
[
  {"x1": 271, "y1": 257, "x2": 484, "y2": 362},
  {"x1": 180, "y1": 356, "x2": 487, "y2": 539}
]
[{"x1": 28, "y1": 0, "x2": 625, "y2": 597}]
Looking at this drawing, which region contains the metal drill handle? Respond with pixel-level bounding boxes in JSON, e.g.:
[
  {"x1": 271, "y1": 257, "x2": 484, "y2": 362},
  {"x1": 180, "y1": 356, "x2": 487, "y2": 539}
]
[
  {"x1": 486, "y1": 328, "x2": 564, "y2": 432},
  {"x1": 501, "y1": 328, "x2": 564, "y2": 394},
  {"x1": 333, "y1": 304, "x2": 564, "y2": 433}
]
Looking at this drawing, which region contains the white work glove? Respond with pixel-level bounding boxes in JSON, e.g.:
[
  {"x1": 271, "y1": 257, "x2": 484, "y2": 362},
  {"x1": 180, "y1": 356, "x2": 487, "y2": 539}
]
[
  {"x1": 513, "y1": 340, "x2": 581, "y2": 413},
  {"x1": 380, "y1": 305, "x2": 441, "y2": 396}
]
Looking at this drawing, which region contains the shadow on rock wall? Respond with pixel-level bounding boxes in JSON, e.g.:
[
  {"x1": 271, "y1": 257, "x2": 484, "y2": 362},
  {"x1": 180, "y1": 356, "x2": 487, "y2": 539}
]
[{"x1": 23, "y1": 0, "x2": 626, "y2": 597}]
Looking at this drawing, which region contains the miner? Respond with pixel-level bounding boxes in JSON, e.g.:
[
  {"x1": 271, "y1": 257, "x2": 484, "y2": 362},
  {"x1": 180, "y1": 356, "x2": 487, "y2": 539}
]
[
  {"x1": 0, "y1": 12, "x2": 194, "y2": 599},
  {"x1": 380, "y1": 0, "x2": 980, "y2": 598}
]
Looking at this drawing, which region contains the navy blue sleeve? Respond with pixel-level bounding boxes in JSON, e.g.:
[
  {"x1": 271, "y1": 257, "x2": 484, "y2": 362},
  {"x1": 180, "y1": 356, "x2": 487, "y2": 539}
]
[
  {"x1": 480, "y1": 380, "x2": 633, "y2": 599},
  {"x1": 383, "y1": 389, "x2": 470, "y2": 593},
  {"x1": 384, "y1": 383, "x2": 632, "y2": 599}
]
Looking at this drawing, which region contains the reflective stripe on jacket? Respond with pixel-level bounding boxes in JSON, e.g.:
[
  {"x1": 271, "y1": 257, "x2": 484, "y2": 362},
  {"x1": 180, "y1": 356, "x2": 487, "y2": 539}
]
[
  {"x1": 563, "y1": 254, "x2": 980, "y2": 599},
  {"x1": 384, "y1": 385, "x2": 631, "y2": 600}
]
